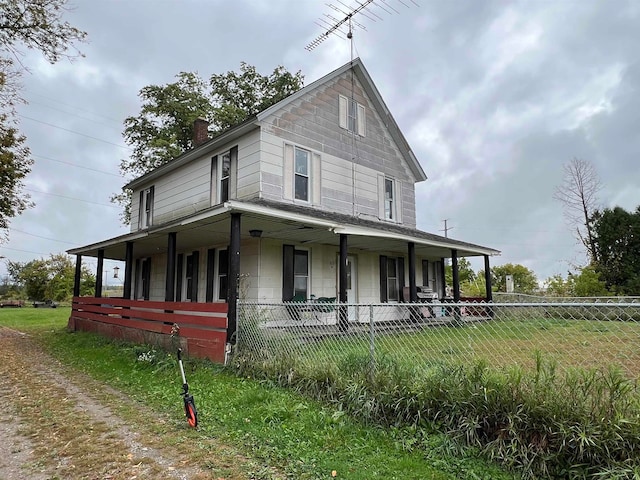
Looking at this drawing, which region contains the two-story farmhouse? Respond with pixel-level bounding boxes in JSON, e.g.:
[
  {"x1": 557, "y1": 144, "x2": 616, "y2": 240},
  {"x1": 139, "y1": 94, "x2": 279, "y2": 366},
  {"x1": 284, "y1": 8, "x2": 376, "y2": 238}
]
[{"x1": 68, "y1": 58, "x2": 499, "y2": 358}]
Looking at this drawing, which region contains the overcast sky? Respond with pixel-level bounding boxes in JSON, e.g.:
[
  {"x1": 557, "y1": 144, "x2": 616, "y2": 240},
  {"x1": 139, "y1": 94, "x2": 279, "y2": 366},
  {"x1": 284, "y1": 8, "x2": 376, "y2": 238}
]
[{"x1": 2, "y1": 0, "x2": 639, "y2": 285}]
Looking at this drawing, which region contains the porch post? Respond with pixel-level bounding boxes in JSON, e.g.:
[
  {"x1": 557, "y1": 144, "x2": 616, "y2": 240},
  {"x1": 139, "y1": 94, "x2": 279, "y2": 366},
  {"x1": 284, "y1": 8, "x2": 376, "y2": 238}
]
[
  {"x1": 484, "y1": 254, "x2": 494, "y2": 318},
  {"x1": 165, "y1": 232, "x2": 176, "y2": 301},
  {"x1": 451, "y1": 249, "x2": 461, "y2": 323},
  {"x1": 484, "y1": 255, "x2": 493, "y2": 301},
  {"x1": 123, "y1": 241, "x2": 134, "y2": 299},
  {"x1": 451, "y1": 249, "x2": 460, "y2": 302},
  {"x1": 408, "y1": 242, "x2": 417, "y2": 302},
  {"x1": 73, "y1": 254, "x2": 82, "y2": 297},
  {"x1": 338, "y1": 233, "x2": 348, "y2": 332},
  {"x1": 227, "y1": 213, "x2": 241, "y2": 343},
  {"x1": 95, "y1": 249, "x2": 104, "y2": 298}
]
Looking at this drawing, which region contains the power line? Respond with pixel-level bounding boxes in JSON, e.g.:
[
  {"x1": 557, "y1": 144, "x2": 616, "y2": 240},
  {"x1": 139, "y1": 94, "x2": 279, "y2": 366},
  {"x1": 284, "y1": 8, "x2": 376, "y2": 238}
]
[
  {"x1": 0, "y1": 246, "x2": 51, "y2": 256},
  {"x1": 17, "y1": 114, "x2": 132, "y2": 150},
  {"x1": 32, "y1": 153, "x2": 122, "y2": 177},
  {"x1": 23, "y1": 98, "x2": 122, "y2": 131},
  {"x1": 23, "y1": 187, "x2": 120, "y2": 209},
  {"x1": 25, "y1": 92, "x2": 123, "y2": 124},
  {"x1": 10, "y1": 228, "x2": 76, "y2": 245}
]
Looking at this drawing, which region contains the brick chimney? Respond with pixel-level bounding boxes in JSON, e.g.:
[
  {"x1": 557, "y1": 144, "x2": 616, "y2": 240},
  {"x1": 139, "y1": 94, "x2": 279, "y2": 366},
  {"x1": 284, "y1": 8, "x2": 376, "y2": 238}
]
[{"x1": 192, "y1": 117, "x2": 209, "y2": 146}]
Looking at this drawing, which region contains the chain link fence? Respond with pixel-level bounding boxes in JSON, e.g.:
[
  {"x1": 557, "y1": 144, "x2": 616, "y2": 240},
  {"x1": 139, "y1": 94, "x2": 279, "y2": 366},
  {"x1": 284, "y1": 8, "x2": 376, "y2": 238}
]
[{"x1": 235, "y1": 299, "x2": 640, "y2": 379}]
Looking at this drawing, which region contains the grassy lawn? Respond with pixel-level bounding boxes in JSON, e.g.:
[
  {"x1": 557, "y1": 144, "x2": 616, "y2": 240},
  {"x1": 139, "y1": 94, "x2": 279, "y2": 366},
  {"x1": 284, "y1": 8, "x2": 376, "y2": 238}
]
[
  {"x1": 0, "y1": 307, "x2": 516, "y2": 480},
  {"x1": 298, "y1": 317, "x2": 640, "y2": 378}
]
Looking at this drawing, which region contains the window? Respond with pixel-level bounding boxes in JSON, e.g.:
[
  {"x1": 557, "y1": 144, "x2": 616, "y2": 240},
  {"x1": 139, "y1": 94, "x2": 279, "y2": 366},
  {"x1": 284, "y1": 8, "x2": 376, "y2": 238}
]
[
  {"x1": 218, "y1": 249, "x2": 228, "y2": 301},
  {"x1": 185, "y1": 254, "x2": 194, "y2": 301},
  {"x1": 339, "y1": 94, "x2": 366, "y2": 136},
  {"x1": 294, "y1": 147, "x2": 309, "y2": 201},
  {"x1": 283, "y1": 245, "x2": 309, "y2": 301},
  {"x1": 387, "y1": 258, "x2": 398, "y2": 301},
  {"x1": 211, "y1": 146, "x2": 237, "y2": 205},
  {"x1": 184, "y1": 251, "x2": 199, "y2": 301},
  {"x1": 384, "y1": 178, "x2": 394, "y2": 220},
  {"x1": 139, "y1": 186, "x2": 154, "y2": 229},
  {"x1": 220, "y1": 152, "x2": 230, "y2": 202},
  {"x1": 379, "y1": 255, "x2": 405, "y2": 303},
  {"x1": 294, "y1": 250, "x2": 309, "y2": 299},
  {"x1": 136, "y1": 257, "x2": 151, "y2": 300}
]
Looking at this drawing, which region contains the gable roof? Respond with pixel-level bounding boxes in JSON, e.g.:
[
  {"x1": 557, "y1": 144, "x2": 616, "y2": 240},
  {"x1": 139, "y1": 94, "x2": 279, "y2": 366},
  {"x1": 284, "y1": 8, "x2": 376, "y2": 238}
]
[
  {"x1": 258, "y1": 58, "x2": 427, "y2": 182},
  {"x1": 125, "y1": 58, "x2": 426, "y2": 191}
]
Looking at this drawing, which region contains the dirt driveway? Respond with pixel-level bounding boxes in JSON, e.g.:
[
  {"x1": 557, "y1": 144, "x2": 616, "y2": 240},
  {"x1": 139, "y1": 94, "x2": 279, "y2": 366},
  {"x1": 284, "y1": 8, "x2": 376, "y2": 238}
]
[{"x1": 0, "y1": 326, "x2": 268, "y2": 480}]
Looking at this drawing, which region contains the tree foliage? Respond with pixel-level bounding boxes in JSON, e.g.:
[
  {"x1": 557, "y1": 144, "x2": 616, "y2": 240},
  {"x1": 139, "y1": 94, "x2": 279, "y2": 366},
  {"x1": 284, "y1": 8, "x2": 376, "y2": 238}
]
[
  {"x1": 0, "y1": 0, "x2": 86, "y2": 235},
  {"x1": 114, "y1": 63, "x2": 304, "y2": 224},
  {"x1": 445, "y1": 257, "x2": 476, "y2": 286},
  {"x1": 0, "y1": 97, "x2": 32, "y2": 230},
  {"x1": 7, "y1": 253, "x2": 94, "y2": 301},
  {"x1": 491, "y1": 263, "x2": 538, "y2": 294},
  {"x1": 591, "y1": 205, "x2": 640, "y2": 295},
  {"x1": 544, "y1": 266, "x2": 610, "y2": 297},
  {"x1": 553, "y1": 158, "x2": 601, "y2": 264}
]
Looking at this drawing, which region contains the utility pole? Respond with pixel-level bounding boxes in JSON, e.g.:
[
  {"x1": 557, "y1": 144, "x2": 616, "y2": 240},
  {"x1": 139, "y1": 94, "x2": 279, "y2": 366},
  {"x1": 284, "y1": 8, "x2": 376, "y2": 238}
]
[{"x1": 440, "y1": 219, "x2": 453, "y2": 238}]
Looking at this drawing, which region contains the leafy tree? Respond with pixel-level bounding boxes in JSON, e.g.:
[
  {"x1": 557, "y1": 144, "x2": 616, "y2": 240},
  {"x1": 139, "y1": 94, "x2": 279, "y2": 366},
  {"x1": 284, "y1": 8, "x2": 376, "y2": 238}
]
[
  {"x1": 571, "y1": 265, "x2": 610, "y2": 297},
  {"x1": 460, "y1": 274, "x2": 487, "y2": 297},
  {"x1": 491, "y1": 263, "x2": 538, "y2": 294},
  {"x1": 591, "y1": 206, "x2": 640, "y2": 295},
  {"x1": 7, "y1": 253, "x2": 94, "y2": 301},
  {"x1": 8, "y1": 258, "x2": 48, "y2": 300},
  {"x1": 544, "y1": 273, "x2": 573, "y2": 297},
  {"x1": 544, "y1": 266, "x2": 610, "y2": 297},
  {"x1": 445, "y1": 257, "x2": 476, "y2": 286},
  {"x1": 553, "y1": 158, "x2": 601, "y2": 264},
  {"x1": 209, "y1": 63, "x2": 304, "y2": 131},
  {"x1": 114, "y1": 63, "x2": 304, "y2": 224},
  {"x1": 0, "y1": 98, "x2": 33, "y2": 231},
  {"x1": 0, "y1": 0, "x2": 86, "y2": 235}
]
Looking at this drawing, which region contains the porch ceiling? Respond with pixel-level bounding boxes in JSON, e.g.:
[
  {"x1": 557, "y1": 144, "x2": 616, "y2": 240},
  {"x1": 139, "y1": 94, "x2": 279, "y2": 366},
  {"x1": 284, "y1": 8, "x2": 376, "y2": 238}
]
[{"x1": 68, "y1": 200, "x2": 499, "y2": 261}]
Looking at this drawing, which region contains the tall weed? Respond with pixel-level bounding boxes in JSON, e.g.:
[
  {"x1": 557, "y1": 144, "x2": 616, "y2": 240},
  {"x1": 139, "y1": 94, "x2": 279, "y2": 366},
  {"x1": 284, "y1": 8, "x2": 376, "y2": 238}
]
[{"x1": 230, "y1": 347, "x2": 640, "y2": 479}]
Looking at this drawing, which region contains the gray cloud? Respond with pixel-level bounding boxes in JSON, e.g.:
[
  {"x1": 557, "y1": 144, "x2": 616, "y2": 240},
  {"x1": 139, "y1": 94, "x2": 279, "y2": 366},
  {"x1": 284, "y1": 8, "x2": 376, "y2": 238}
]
[{"x1": 2, "y1": 0, "x2": 639, "y2": 286}]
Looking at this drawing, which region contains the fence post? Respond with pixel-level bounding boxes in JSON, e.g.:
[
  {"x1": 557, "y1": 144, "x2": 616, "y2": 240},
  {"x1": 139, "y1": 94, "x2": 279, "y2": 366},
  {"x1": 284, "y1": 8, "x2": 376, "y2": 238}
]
[{"x1": 369, "y1": 304, "x2": 375, "y2": 379}]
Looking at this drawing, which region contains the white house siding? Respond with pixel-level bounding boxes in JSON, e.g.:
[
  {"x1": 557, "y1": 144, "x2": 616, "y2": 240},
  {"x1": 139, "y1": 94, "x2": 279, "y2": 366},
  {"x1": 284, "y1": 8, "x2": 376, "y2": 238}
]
[
  {"x1": 259, "y1": 70, "x2": 419, "y2": 227},
  {"x1": 153, "y1": 157, "x2": 211, "y2": 224},
  {"x1": 130, "y1": 192, "x2": 140, "y2": 233},
  {"x1": 259, "y1": 131, "x2": 285, "y2": 200},
  {"x1": 129, "y1": 131, "x2": 263, "y2": 234},
  {"x1": 235, "y1": 129, "x2": 261, "y2": 200}
]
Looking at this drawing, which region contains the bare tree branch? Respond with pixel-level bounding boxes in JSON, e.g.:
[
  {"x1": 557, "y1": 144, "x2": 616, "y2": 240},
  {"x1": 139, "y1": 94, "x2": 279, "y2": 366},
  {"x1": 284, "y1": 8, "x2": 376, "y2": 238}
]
[{"x1": 553, "y1": 157, "x2": 602, "y2": 264}]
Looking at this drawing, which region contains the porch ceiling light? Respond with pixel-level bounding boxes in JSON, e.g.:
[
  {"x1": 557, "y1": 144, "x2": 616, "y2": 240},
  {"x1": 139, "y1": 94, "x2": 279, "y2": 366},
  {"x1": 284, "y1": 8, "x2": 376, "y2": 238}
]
[
  {"x1": 249, "y1": 229, "x2": 263, "y2": 238},
  {"x1": 113, "y1": 265, "x2": 120, "y2": 278}
]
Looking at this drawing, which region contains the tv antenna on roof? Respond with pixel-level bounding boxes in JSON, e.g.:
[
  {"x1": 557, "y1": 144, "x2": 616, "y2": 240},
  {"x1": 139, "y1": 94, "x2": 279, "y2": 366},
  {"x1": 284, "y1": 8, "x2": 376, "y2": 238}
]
[{"x1": 305, "y1": 0, "x2": 418, "y2": 56}]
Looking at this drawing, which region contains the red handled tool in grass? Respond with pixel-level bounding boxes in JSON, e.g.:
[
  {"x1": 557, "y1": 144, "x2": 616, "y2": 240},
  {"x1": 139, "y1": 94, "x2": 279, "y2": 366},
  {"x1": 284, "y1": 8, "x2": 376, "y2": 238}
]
[{"x1": 177, "y1": 348, "x2": 198, "y2": 428}]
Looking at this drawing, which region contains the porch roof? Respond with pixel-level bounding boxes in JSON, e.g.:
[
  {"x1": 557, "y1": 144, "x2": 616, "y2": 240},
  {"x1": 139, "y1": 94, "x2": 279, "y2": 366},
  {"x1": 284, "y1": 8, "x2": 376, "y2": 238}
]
[{"x1": 67, "y1": 199, "x2": 500, "y2": 261}]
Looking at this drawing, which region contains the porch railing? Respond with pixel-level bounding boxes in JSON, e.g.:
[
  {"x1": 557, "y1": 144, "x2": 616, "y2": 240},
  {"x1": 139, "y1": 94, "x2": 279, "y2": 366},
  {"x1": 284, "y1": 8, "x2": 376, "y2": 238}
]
[{"x1": 69, "y1": 296, "x2": 228, "y2": 362}]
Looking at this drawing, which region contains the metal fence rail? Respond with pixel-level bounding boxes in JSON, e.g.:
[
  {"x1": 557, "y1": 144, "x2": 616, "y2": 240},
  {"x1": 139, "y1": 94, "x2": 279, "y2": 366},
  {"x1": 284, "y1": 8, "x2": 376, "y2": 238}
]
[{"x1": 236, "y1": 300, "x2": 640, "y2": 378}]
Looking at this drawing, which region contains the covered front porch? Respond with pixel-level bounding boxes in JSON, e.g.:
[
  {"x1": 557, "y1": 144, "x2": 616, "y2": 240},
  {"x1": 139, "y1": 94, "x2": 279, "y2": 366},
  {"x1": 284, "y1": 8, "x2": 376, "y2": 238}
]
[{"x1": 68, "y1": 198, "x2": 499, "y2": 362}]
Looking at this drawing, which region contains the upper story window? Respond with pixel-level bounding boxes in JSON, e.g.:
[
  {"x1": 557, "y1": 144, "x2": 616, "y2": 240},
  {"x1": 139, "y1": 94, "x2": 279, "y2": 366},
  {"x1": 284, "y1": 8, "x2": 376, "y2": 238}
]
[
  {"x1": 294, "y1": 147, "x2": 310, "y2": 201},
  {"x1": 384, "y1": 178, "x2": 394, "y2": 220},
  {"x1": 139, "y1": 186, "x2": 154, "y2": 229},
  {"x1": 211, "y1": 146, "x2": 237, "y2": 205},
  {"x1": 219, "y1": 152, "x2": 230, "y2": 202},
  {"x1": 339, "y1": 94, "x2": 366, "y2": 136}
]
